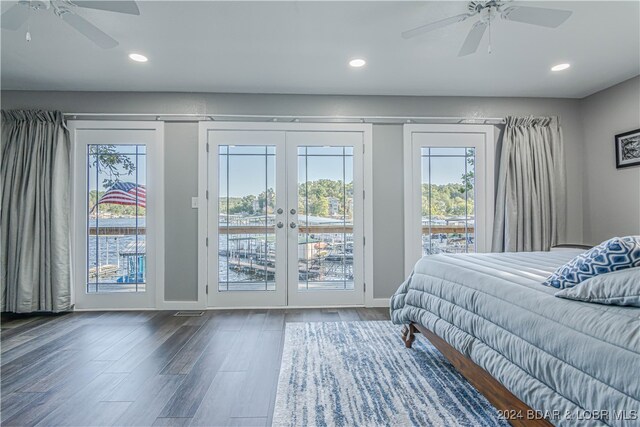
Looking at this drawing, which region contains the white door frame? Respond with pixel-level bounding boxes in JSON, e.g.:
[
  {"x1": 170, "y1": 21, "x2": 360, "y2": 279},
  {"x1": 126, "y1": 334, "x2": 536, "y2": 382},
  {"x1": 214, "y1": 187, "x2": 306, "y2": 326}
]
[
  {"x1": 69, "y1": 121, "x2": 165, "y2": 310},
  {"x1": 198, "y1": 122, "x2": 374, "y2": 308},
  {"x1": 403, "y1": 124, "x2": 495, "y2": 276}
]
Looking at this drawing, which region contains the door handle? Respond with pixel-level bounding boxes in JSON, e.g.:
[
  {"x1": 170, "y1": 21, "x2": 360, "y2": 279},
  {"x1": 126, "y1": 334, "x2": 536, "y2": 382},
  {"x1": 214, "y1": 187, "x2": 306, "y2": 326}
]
[
  {"x1": 289, "y1": 222, "x2": 297, "y2": 229},
  {"x1": 277, "y1": 208, "x2": 283, "y2": 214},
  {"x1": 276, "y1": 222, "x2": 284, "y2": 229}
]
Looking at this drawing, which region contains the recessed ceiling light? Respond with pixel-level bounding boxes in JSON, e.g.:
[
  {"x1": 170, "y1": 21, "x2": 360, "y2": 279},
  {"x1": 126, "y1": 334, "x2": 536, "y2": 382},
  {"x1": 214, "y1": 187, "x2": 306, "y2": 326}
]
[
  {"x1": 129, "y1": 53, "x2": 148, "y2": 63},
  {"x1": 551, "y1": 63, "x2": 570, "y2": 72},
  {"x1": 349, "y1": 58, "x2": 366, "y2": 68}
]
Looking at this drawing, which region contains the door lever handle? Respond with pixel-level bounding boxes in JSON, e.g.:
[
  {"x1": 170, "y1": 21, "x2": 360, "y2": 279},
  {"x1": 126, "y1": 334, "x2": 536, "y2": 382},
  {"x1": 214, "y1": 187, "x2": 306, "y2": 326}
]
[
  {"x1": 276, "y1": 222, "x2": 284, "y2": 228},
  {"x1": 289, "y1": 222, "x2": 297, "y2": 229}
]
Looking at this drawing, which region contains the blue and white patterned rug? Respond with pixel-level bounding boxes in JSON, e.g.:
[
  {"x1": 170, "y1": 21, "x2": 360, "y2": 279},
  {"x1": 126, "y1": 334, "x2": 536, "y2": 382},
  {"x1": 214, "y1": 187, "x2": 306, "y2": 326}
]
[{"x1": 273, "y1": 321, "x2": 508, "y2": 427}]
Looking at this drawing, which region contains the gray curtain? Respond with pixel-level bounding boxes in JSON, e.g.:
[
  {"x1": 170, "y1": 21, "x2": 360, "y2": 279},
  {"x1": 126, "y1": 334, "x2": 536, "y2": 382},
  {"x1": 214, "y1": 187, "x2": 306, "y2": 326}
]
[
  {"x1": 492, "y1": 116, "x2": 566, "y2": 252},
  {"x1": 1, "y1": 110, "x2": 72, "y2": 312}
]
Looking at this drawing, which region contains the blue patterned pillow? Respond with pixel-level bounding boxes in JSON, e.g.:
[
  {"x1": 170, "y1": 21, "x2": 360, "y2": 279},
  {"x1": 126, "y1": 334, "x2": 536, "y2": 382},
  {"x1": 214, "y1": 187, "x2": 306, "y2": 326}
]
[{"x1": 543, "y1": 236, "x2": 640, "y2": 289}]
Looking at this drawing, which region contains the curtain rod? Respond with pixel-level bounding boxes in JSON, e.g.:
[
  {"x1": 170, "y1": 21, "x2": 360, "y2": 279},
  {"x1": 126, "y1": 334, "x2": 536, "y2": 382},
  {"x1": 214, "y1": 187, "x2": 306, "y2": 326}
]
[{"x1": 62, "y1": 112, "x2": 506, "y2": 125}]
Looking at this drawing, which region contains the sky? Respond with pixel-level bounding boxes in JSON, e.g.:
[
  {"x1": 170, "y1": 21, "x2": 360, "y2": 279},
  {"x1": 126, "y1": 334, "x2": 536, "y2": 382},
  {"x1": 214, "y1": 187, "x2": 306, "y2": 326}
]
[
  {"x1": 422, "y1": 156, "x2": 471, "y2": 186},
  {"x1": 90, "y1": 145, "x2": 147, "y2": 192},
  {"x1": 219, "y1": 152, "x2": 355, "y2": 198},
  {"x1": 88, "y1": 144, "x2": 472, "y2": 197}
]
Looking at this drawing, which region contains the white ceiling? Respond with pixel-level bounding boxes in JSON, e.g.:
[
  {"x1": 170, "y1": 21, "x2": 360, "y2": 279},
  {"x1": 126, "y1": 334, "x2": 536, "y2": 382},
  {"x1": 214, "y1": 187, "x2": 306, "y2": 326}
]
[{"x1": 1, "y1": 1, "x2": 639, "y2": 98}]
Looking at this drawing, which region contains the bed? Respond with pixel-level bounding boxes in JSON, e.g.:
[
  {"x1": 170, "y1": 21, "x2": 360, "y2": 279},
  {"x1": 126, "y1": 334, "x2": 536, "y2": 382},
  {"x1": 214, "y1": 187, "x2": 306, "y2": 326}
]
[{"x1": 390, "y1": 249, "x2": 640, "y2": 427}]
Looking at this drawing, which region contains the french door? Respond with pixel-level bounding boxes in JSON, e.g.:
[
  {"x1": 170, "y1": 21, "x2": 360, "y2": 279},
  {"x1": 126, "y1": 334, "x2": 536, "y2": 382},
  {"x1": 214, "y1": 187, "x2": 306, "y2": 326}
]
[
  {"x1": 201, "y1": 123, "x2": 368, "y2": 307},
  {"x1": 70, "y1": 121, "x2": 164, "y2": 310}
]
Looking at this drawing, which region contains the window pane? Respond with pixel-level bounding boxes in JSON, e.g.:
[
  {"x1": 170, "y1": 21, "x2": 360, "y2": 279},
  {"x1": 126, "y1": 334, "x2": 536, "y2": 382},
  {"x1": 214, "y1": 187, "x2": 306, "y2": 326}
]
[
  {"x1": 302, "y1": 146, "x2": 354, "y2": 156},
  {"x1": 87, "y1": 144, "x2": 146, "y2": 293},
  {"x1": 429, "y1": 147, "x2": 467, "y2": 156},
  {"x1": 218, "y1": 145, "x2": 277, "y2": 292},
  {"x1": 226, "y1": 145, "x2": 276, "y2": 156},
  {"x1": 421, "y1": 147, "x2": 475, "y2": 255},
  {"x1": 297, "y1": 146, "x2": 354, "y2": 291}
]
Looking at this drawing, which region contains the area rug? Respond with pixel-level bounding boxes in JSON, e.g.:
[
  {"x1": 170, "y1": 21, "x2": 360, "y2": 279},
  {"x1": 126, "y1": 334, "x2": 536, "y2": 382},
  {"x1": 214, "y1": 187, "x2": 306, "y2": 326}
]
[{"x1": 272, "y1": 321, "x2": 508, "y2": 427}]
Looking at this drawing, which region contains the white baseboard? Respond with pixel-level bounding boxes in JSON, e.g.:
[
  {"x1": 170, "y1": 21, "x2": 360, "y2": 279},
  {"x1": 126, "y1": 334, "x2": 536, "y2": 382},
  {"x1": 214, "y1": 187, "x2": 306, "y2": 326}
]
[
  {"x1": 368, "y1": 298, "x2": 390, "y2": 308},
  {"x1": 74, "y1": 301, "x2": 204, "y2": 311},
  {"x1": 158, "y1": 301, "x2": 206, "y2": 310}
]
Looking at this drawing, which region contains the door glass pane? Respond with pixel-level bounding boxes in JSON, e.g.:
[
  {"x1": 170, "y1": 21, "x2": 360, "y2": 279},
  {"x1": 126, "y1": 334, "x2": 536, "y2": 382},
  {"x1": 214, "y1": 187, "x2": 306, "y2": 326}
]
[
  {"x1": 297, "y1": 146, "x2": 354, "y2": 291},
  {"x1": 421, "y1": 147, "x2": 475, "y2": 255},
  {"x1": 87, "y1": 144, "x2": 146, "y2": 293},
  {"x1": 218, "y1": 145, "x2": 276, "y2": 291}
]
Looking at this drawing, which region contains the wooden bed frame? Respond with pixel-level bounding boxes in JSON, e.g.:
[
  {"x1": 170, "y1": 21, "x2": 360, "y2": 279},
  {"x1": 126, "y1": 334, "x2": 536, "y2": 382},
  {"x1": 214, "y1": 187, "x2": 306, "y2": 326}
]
[{"x1": 402, "y1": 323, "x2": 553, "y2": 427}]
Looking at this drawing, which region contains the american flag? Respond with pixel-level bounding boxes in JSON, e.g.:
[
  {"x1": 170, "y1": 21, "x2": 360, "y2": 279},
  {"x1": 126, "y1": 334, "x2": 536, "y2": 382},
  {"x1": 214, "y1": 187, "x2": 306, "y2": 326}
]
[{"x1": 92, "y1": 182, "x2": 146, "y2": 211}]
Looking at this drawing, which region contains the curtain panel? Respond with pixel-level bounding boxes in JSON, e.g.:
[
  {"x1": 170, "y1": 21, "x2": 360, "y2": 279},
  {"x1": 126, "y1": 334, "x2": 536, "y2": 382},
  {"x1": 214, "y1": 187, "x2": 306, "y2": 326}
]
[
  {"x1": 492, "y1": 116, "x2": 566, "y2": 252},
  {"x1": 1, "y1": 110, "x2": 72, "y2": 313}
]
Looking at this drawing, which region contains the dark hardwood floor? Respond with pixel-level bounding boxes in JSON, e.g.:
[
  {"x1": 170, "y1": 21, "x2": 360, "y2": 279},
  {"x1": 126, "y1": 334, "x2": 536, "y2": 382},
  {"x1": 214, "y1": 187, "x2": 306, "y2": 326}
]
[{"x1": 1, "y1": 308, "x2": 391, "y2": 427}]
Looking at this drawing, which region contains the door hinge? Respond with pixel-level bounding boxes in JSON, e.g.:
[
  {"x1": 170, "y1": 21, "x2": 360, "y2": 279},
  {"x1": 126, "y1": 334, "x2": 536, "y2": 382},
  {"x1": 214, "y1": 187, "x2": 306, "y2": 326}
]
[
  {"x1": 206, "y1": 237, "x2": 209, "y2": 246},
  {"x1": 206, "y1": 190, "x2": 209, "y2": 200},
  {"x1": 206, "y1": 285, "x2": 209, "y2": 294},
  {"x1": 206, "y1": 142, "x2": 210, "y2": 152},
  {"x1": 363, "y1": 190, "x2": 365, "y2": 199},
  {"x1": 364, "y1": 282, "x2": 366, "y2": 292},
  {"x1": 363, "y1": 236, "x2": 366, "y2": 245},
  {"x1": 362, "y1": 145, "x2": 365, "y2": 154}
]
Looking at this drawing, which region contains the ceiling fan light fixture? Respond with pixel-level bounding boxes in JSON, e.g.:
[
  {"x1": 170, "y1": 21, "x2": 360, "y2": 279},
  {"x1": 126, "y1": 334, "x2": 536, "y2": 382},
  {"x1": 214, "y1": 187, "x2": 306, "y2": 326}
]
[
  {"x1": 129, "y1": 53, "x2": 148, "y2": 63},
  {"x1": 551, "y1": 63, "x2": 570, "y2": 72},
  {"x1": 349, "y1": 58, "x2": 366, "y2": 68},
  {"x1": 401, "y1": 1, "x2": 573, "y2": 56}
]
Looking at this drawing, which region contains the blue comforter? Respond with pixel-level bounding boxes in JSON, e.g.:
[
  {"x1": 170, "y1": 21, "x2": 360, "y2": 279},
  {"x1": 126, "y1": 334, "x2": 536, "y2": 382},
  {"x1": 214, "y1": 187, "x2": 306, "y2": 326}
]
[{"x1": 390, "y1": 250, "x2": 640, "y2": 427}]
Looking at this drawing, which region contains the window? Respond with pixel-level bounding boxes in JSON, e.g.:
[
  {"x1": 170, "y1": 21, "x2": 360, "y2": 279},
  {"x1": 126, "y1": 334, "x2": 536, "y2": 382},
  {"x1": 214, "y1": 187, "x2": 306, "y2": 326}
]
[
  {"x1": 218, "y1": 145, "x2": 277, "y2": 292},
  {"x1": 297, "y1": 145, "x2": 355, "y2": 291},
  {"x1": 87, "y1": 144, "x2": 147, "y2": 293},
  {"x1": 420, "y1": 147, "x2": 476, "y2": 255}
]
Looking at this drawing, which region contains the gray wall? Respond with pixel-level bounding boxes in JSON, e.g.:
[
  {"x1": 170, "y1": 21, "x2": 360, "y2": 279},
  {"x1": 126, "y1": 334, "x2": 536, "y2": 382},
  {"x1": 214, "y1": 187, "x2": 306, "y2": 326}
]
[
  {"x1": 163, "y1": 123, "x2": 199, "y2": 301},
  {"x1": 1, "y1": 90, "x2": 586, "y2": 300},
  {"x1": 580, "y1": 76, "x2": 640, "y2": 245}
]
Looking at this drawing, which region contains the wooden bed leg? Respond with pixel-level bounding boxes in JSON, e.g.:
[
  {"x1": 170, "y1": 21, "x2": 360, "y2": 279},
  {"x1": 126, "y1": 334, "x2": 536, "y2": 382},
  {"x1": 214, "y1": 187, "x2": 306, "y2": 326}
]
[{"x1": 401, "y1": 324, "x2": 417, "y2": 348}]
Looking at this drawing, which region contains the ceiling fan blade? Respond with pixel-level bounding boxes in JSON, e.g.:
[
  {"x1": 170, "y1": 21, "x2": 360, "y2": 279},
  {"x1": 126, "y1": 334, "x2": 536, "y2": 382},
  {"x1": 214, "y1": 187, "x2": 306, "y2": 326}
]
[
  {"x1": 502, "y1": 6, "x2": 572, "y2": 28},
  {"x1": 70, "y1": 1, "x2": 139, "y2": 15},
  {"x1": 60, "y1": 11, "x2": 118, "y2": 48},
  {"x1": 458, "y1": 21, "x2": 487, "y2": 57},
  {"x1": 402, "y1": 13, "x2": 472, "y2": 39},
  {"x1": 1, "y1": 3, "x2": 30, "y2": 31}
]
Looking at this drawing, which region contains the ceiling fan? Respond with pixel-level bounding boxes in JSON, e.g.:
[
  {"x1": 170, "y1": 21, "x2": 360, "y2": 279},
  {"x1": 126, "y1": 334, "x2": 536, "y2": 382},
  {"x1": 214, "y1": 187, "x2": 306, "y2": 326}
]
[
  {"x1": 402, "y1": 0, "x2": 572, "y2": 56},
  {"x1": 1, "y1": 0, "x2": 139, "y2": 49}
]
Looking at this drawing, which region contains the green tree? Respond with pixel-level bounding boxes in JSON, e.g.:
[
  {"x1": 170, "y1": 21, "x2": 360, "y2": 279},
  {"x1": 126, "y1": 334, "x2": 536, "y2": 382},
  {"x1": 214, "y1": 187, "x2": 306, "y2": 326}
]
[
  {"x1": 421, "y1": 183, "x2": 474, "y2": 219},
  {"x1": 257, "y1": 188, "x2": 276, "y2": 213},
  {"x1": 298, "y1": 179, "x2": 354, "y2": 217},
  {"x1": 89, "y1": 145, "x2": 136, "y2": 188},
  {"x1": 461, "y1": 149, "x2": 475, "y2": 193}
]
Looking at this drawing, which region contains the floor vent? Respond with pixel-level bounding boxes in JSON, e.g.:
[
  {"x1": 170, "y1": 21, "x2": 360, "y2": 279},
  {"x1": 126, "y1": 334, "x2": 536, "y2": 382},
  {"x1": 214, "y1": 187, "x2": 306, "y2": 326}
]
[{"x1": 174, "y1": 311, "x2": 205, "y2": 317}]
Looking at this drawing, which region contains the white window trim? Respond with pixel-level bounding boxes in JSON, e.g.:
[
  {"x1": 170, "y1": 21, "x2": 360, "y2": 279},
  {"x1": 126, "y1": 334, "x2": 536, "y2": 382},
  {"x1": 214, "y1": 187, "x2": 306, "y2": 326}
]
[
  {"x1": 403, "y1": 124, "x2": 495, "y2": 276},
  {"x1": 198, "y1": 122, "x2": 375, "y2": 308},
  {"x1": 69, "y1": 121, "x2": 165, "y2": 310}
]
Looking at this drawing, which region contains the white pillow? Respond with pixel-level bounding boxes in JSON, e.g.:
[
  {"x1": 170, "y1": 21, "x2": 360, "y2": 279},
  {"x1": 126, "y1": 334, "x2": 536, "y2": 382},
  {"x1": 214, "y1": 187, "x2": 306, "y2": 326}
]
[{"x1": 555, "y1": 268, "x2": 640, "y2": 307}]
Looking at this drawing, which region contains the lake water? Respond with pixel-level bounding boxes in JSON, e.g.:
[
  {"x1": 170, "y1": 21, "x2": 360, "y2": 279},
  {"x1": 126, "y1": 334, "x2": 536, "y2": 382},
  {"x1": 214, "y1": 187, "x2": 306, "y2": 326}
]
[{"x1": 88, "y1": 217, "x2": 354, "y2": 291}]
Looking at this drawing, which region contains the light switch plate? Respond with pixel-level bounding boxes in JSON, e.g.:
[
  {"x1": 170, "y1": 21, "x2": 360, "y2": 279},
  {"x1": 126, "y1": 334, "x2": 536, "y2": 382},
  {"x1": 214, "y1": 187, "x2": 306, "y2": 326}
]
[{"x1": 191, "y1": 197, "x2": 199, "y2": 209}]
